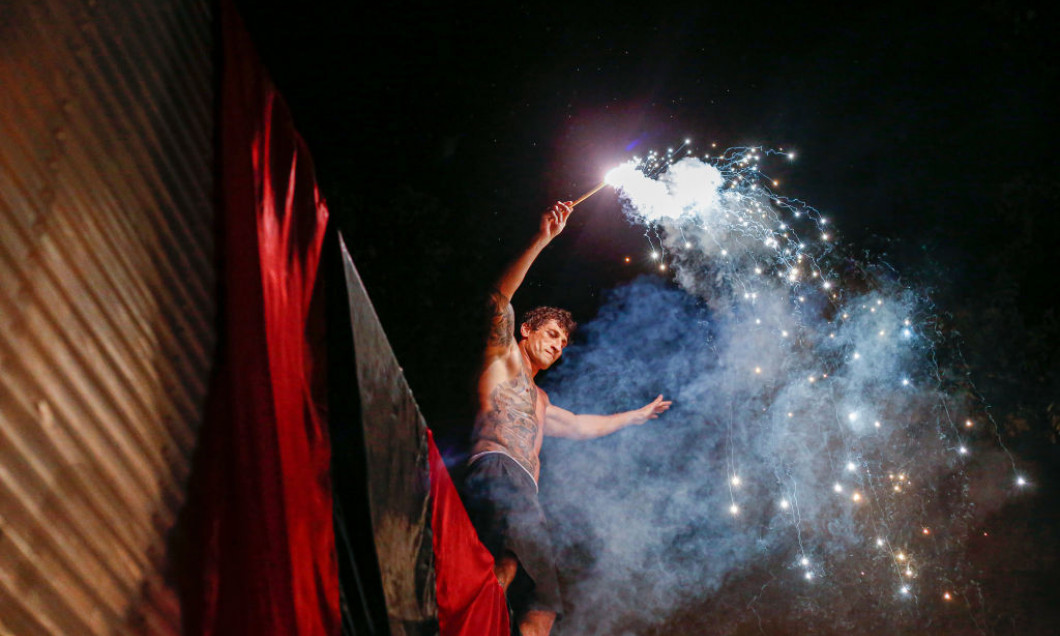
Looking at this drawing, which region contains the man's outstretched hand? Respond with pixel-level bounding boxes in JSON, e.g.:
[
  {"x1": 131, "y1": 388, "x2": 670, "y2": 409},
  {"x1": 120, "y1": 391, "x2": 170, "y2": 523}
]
[
  {"x1": 630, "y1": 394, "x2": 673, "y2": 426},
  {"x1": 539, "y1": 201, "x2": 573, "y2": 241}
]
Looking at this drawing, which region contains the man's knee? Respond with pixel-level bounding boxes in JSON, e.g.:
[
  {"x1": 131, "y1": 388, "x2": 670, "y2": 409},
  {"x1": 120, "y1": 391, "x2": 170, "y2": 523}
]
[
  {"x1": 494, "y1": 552, "x2": 518, "y2": 592},
  {"x1": 519, "y1": 609, "x2": 555, "y2": 636}
]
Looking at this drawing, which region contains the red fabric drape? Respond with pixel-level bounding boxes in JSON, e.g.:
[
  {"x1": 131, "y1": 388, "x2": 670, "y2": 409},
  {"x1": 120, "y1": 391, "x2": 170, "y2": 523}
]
[
  {"x1": 179, "y1": 1, "x2": 338, "y2": 633},
  {"x1": 428, "y1": 430, "x2": 510, "y2": 635},
  {"x1": 181, "y1": 4, "x2": 514, "y2": 633}
]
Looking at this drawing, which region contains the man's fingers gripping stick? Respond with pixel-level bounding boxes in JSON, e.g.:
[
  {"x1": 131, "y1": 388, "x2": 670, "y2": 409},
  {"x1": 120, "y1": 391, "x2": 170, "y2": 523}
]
[
  {"x1": 543, "y1": 201, "x2": 572, "y2": 237},
  {"x1": 559, "y1": 201, "x2": 572, "y2": 223}
]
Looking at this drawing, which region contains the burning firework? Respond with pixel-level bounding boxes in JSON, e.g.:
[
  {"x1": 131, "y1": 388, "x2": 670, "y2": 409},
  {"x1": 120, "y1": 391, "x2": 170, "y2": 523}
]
[{"x1": 541, "y1": 141, "x2": 1024, "y2": 633}]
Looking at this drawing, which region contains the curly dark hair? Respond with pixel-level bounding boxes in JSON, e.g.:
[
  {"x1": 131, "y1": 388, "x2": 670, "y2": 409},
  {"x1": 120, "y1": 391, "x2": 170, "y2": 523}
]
[{"x1": 520, "y1": 306, "x2": 576, "y2": 336}]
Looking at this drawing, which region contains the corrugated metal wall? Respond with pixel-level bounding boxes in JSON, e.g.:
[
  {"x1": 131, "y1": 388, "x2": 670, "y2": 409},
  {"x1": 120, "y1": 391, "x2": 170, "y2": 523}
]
[{"x1": 0, "y1": 0, "x2": 214, "y2": 633}]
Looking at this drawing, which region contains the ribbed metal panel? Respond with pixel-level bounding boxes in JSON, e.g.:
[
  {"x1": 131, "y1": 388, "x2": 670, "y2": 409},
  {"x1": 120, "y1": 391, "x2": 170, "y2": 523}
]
[{"x1": 0, "y1": 0, "x2": 214, "y2": 633}]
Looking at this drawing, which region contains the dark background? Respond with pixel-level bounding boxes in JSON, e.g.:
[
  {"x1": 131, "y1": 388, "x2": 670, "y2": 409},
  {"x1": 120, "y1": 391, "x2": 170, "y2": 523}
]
[{"x1": 240, "y1": 1, "x2": 1059, "y2": 631}]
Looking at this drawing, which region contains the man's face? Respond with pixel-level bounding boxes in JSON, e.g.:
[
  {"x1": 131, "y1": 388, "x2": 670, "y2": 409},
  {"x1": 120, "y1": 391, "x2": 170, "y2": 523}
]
[{"x1": 520, "y1": 319, "x2": 569, "y2": 370}]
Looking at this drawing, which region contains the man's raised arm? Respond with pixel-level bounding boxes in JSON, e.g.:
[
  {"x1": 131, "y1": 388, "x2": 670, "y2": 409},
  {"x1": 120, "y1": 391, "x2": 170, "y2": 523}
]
[
  {"x1": 485, "y1": 201, "x2": 572, "y2": 355},
  {"x1": 544, "y1": 395, "x2": 673, "y2": 440},
  {"x1": 495, "y1": 201, "x2": 572, "y2": 300}
]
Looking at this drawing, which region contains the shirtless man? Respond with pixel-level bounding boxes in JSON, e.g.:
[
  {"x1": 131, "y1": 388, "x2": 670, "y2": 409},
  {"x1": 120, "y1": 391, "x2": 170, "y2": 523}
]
[{"x1": 462, "y1": 201, "x2": 672, "y2": 636}]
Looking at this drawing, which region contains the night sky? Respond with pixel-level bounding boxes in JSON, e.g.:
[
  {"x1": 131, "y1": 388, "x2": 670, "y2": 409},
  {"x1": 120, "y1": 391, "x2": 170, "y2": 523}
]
[{"x1": 241, "y1": 2, "x2": 1058, "y2": 632}]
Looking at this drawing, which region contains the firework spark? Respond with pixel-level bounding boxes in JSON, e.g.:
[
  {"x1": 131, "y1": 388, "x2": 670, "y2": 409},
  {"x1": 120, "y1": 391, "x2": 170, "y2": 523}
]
[{"x1": 541, "y1": 143, "x2": 1024, "y2": 633}]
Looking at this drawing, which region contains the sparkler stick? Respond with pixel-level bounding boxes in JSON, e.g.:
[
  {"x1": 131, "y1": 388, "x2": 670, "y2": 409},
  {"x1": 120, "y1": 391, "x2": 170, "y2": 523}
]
[{"x1": 571, "y1": 181, "x2": 608, "y2": 207}]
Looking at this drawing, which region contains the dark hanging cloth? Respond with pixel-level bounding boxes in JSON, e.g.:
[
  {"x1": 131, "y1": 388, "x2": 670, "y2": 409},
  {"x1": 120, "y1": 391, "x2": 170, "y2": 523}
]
[{"x1": 337, "y1": 232, "x2": 509, "y2": 634}]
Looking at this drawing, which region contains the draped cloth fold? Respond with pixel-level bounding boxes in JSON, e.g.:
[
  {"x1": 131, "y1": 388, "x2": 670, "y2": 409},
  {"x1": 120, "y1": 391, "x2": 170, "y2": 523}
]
[
  {"x1": 177, "y1": 1, "x2": 338, "y2": 633},
  {"x1": 179, "y1": 3, "x2": 511, "y2": 633},
  {"x1": 428, "y1": 430, "x2": 511, "y2": 635}
]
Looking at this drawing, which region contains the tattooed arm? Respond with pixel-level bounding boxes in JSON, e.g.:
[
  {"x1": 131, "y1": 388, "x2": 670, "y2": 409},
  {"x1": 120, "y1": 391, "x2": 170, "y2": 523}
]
[{"x1": 485, "y1": 289, "x2": 517, "y2": 356}]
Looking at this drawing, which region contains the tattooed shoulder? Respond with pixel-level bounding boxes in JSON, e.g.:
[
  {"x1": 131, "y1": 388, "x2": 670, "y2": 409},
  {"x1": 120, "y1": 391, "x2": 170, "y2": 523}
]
[{"x1": 487, "y1": 289, "x2": 515, "y2": 349}]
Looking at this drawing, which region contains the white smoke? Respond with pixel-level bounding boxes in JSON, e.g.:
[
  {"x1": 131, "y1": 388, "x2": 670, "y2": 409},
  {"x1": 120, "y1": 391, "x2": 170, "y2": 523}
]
[{"x1": 539, "y1": 155, "x2": 1011, "y2": 633}]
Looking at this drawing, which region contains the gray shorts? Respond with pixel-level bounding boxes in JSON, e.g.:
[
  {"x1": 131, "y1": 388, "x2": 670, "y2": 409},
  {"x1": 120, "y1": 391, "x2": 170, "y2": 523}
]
[{"x1": 461, "y1": 452, "x2": 562, "y2": 615}]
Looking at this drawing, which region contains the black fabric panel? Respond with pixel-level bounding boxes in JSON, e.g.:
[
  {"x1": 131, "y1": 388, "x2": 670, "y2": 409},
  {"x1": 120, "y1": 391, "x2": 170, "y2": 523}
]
[
  {"x1": 332, "y1": 230, "x2": 436, "y2": 634},
  {"x1": 326, "y1": 228, "x2": 391, "y2": 635}
]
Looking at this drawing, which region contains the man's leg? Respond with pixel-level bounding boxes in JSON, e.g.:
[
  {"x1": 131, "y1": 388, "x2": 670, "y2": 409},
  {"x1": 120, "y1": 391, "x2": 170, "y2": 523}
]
[
  {"x1": 462, "y1": 456, "x2": 519, "y2": 593},
  {"x1": 494, "y1": 551, "x2": 518, "y2": 592},
  {"x1": 465, "y1": 456, "x2": 560, "y2": 633},
  {"x1": 519, "y1": 610, "x2": 555, "y2": 636}
]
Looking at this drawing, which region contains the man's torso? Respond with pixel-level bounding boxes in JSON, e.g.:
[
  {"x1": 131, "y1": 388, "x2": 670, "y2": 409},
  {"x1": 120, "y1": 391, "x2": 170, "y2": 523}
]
[{"x1": 471, "y1": 306, "x2": 548, "y2": 481}]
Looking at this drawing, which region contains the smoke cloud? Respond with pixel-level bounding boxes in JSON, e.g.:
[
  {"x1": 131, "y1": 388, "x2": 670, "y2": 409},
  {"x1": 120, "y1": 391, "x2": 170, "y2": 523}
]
[{"x1": 539, "y1": 156, "x2": 1013, "y2": 633}]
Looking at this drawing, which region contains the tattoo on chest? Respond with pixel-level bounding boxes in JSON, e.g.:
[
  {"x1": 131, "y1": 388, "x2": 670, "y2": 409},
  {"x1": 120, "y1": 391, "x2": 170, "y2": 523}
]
[
  {"x1": 484, "y1": 372, "x2": 539, "y2": 475},
  {"x1": 488, "y1": 291, "x2": 514, "y2": 349}
]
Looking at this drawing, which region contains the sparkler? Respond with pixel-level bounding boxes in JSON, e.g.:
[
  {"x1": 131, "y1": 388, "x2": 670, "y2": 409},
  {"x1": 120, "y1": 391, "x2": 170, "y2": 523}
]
[
  {"x1": 542, "y1": 138, "x2": 1028, "y2": 632},
  {"x1": 571, "y1": 180, "x2": 609, "y2": 207},
  {"x1": 569, "y1": 138, "x2": 701, "y2": 209}
]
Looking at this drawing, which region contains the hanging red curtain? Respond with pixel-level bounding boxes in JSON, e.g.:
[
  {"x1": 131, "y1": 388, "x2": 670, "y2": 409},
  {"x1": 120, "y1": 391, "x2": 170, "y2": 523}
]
[
  {"x1": 428, "y1": 430, "x2": 510, "y2": 635},
  {"x1": 180, "y1": 2, "x2": 511, "y2": 633},
  {"x1": 178, "y1": 0, "x2": 338, "y2": 633}
]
